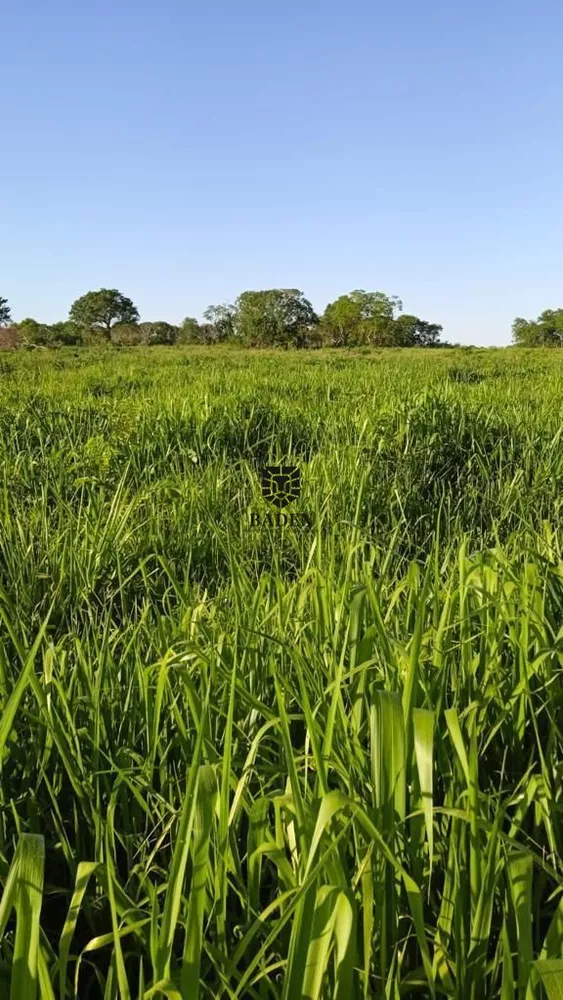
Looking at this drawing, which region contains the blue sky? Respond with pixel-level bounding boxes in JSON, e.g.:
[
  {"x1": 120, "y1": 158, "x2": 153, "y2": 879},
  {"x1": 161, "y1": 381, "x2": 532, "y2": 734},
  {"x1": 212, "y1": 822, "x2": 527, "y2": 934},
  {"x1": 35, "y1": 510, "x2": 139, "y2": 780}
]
[{"x1": 2, "y1": 0, "x2": 562, "y2": 345}]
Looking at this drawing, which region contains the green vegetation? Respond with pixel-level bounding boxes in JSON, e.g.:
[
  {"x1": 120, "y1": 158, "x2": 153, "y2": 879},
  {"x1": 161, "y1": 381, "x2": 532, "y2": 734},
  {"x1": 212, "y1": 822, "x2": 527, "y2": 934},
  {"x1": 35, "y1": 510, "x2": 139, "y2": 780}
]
[
  {"x1": 0, "y1": 297, "x2": 11, "y2": 327},
  {"x1": 3, "y1": 288, "x2": 563, "y2": 350},
  {"x1": 69, "y1": 290, "x2": 141, "y2": 340},
  {"x1": 3, "y1": 288, "x2": 445, "y2": 349},
  {"x1": 1, "y1": 346, "x2": 563, "y2": 997},
  {"x1": 512, "y1": 309, "x2": 563, "y2": 347}
]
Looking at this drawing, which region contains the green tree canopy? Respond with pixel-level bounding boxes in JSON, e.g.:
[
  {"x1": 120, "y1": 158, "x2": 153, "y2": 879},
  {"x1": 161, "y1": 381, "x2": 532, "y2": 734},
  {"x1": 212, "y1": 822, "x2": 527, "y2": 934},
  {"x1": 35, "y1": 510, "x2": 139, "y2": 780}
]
[
  {"x1": 109, "y1": 323, "x2": 143, "y2": 346},
  {"x1": 17, "y1": 318, "x2": 82, "y2": 346},
  {"x1": 321, "y1": 290, "x2": 402, "y2": 346},
  {"x1": 17, "y1": 318, "x2": 46, "y2": 344},
  {"x1": 512, "y1": 308, "x2": 563, "y2": 346},
  {"x1": 48, "y1": 321, "x2": 83, "y2": 345},
  {"x1": 179, "y1": 317, "x2": 223, "y2": 344},
  {"x1": 7, "y1": 287, "x2": 445, "y2": 350},
  {"x1": 0, "y1": 296, "x2": 11, "y2": 326},
  {"x1": 202, "y1": 304, "x2": 237, "y2": 341},
  {"x1": 233, "y1": 289, "x2": 318, "y2": 346},
  {"x1": 179, "y1": 317, "x2": 203, "y2": 343},
  {"x1": 393, "y1": 314, "x2": 443, "y2": 347},
  {"x1": 138, "y1": 321, "x2": 179, "y2": 345},
  {"x1": 69, "y1": 289, "x2": 139, "y2": 339}
]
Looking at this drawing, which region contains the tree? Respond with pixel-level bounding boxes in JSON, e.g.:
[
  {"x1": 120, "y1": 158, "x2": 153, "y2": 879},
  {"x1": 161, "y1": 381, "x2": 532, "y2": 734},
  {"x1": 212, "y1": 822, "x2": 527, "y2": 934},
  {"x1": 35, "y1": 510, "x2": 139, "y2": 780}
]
[
  {"x1": 202, "y1": 303, "x2": 236, "y2": 341},
  {"x1": 179, "y1": 317, "x2": 202, "y2": 343},
  {"x1": 537, "y1": 309, "x2": 563, "y2": 346},
  {"x1": 321, "y1": 293, "x2": 443, "y2": 347},
  {"x1": 17, "y1": 318, "x2": 82, "y2": 346},
  {"x1": 178, "y1": 317, "x2": 222, "y2": 344},
  {"x1": 512, "y1": 317, "x2": 538, "y2": 346},
  {"x1": 48, "y1": 321, "x2": 83, "y2": 345},
  {"x1": 321, "y1": 290, "x2": 402, "y2": 346},
  {"x1": 414, "y1": 319, "x2": 442, "y2": 347},
  {"x1": 234, "y1": 289, "x2": 318, "y2": 347},
  {"x1": 17, "y1": 318, "x2": 49, "y2": 345},
  {"x1": 393, "y1": 314, "x2": 442, "y2": 347},
  {"x1": 198, "y1": 323, "x2": 221, "y2": 344},
  {"x1": 108, "y1": 323, "x2": 143, "y2": 346},
  {"x1": 69, "y1": 289, "x2": 139, "y2": 339},
  {"x1": 138, "y1": 321, "x2": 178, "y2": 345},
  {"x1": 512, "y1": 308, "x2": 563, "y2": 346},
  {"x1": 0, "y1": 296, "x2": 11, "y2": 326},
  {"x1": 320, "y1": 294, "x2": 363, "y2": 346}
]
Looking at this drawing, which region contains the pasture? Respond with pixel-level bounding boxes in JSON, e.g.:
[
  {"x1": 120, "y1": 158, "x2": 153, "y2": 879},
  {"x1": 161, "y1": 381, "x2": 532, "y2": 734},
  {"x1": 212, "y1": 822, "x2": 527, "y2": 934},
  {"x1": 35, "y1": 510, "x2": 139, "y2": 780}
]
[{"x1": 1, "y1": 346, "x2": 563, "y2": 998}]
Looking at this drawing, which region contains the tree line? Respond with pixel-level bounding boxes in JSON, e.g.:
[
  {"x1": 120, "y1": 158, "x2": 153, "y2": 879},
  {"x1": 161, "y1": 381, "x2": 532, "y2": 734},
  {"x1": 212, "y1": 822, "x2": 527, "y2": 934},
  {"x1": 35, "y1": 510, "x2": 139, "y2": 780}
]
[
  {"x1": 2, "y1": 289, "x2": 563, "y2": 348},
  {"x1": 0, "y1": 288, "x2": 444, "y2": 348},
  {"x1": 511, "y1": 308, "x2": 563, "y2": 346}
]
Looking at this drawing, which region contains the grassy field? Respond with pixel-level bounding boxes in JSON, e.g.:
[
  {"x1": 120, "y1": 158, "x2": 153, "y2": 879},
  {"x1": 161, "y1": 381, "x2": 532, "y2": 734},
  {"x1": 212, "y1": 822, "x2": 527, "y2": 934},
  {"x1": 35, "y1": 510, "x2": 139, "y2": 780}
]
[{"x1": 1, "y1": 345, "x2": 563, "y2": 998}]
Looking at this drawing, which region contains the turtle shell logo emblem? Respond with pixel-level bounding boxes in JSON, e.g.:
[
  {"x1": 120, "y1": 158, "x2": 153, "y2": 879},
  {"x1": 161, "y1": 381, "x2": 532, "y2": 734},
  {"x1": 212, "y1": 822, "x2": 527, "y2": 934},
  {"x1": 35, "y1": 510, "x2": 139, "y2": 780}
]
[{"x1": 260, "y1": 465, "x2": 301, "y2": 508}]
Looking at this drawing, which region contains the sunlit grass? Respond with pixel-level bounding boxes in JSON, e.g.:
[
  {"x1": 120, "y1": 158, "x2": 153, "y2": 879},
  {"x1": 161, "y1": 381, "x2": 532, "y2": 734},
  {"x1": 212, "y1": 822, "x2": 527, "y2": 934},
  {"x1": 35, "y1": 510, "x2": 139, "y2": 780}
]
[{"x1": 1, "y1": 346, "x2": 563, "y2": 997}]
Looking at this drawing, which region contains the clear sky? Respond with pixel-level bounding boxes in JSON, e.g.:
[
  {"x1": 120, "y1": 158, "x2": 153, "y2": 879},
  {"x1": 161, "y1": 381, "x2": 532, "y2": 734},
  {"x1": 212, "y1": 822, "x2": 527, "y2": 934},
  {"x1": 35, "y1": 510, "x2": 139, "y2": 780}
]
[{"x1": 2, "y1": 0, "x2": 562, "y2": 345}]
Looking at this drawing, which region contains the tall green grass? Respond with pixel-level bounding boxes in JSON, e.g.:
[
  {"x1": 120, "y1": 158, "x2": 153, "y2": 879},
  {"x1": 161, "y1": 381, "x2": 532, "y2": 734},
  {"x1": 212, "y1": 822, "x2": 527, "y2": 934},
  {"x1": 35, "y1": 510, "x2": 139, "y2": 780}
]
[{"x1": 1, "y1": 346, "x2": 563, "y2": 997}]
